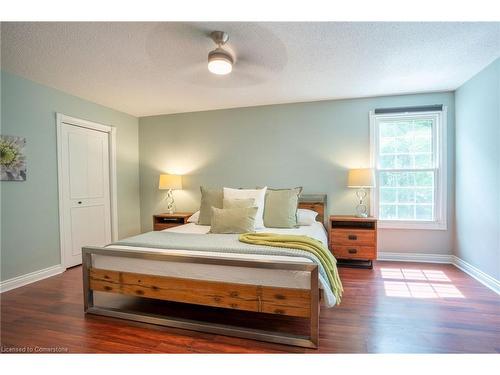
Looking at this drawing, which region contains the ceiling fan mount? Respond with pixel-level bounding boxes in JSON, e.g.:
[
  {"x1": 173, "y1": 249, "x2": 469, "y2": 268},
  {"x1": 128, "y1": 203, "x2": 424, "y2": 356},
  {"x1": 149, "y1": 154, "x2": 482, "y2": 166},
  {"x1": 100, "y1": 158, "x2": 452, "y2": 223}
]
[
  {"x1": 210, "y1": 31, "x2": 229, "y2": 46},
  {"x1": 208, "y1": 31, "x2": 233, "y2": 75}
]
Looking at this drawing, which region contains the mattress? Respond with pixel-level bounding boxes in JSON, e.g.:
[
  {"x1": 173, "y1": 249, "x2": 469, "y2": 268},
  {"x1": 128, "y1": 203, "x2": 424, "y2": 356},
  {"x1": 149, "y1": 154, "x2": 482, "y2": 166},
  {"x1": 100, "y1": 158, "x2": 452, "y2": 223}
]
[{"x1": 94, "y1": 222, "x2": 334, "y2": 305}]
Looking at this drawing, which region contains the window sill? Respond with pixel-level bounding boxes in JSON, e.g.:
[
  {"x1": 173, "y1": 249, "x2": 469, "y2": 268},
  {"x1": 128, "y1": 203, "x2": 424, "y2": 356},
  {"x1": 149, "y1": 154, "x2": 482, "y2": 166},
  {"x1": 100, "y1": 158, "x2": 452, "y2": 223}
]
[{"x1": 377, "y1": 220, "x2": 447, "y2": 231}]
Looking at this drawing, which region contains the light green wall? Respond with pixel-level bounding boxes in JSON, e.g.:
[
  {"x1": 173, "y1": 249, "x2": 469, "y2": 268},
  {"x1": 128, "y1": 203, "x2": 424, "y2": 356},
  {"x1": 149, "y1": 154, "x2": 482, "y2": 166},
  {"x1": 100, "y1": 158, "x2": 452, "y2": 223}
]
[
  {"x1": 455, "y1": 58, "x2": 500, "y2": 280},
  {"x1": 139, "y1": 92, "x2": 455, "y2": 254},
  {"x1": 0, "y1": 71, "x2": 141, "y2": 281}
]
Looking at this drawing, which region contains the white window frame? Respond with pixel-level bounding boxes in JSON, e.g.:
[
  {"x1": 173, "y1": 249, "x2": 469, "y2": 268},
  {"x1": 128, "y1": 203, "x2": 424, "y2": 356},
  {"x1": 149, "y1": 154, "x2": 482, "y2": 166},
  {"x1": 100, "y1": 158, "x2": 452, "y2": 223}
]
[{"x1": 369, "y1": 107, "x2": 447, "y2": 230}]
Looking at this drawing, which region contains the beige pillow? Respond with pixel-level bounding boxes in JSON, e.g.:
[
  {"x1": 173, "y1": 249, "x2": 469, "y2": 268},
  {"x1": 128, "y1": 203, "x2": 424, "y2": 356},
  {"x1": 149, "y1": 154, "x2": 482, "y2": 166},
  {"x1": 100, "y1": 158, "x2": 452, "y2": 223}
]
[
  {"x1": 209, "y1": 206, "x2": 258, "y2": 234},
  {"x1": 223, "y1": 198, "x2": 255, "y2": 209},
  {"x1": 263, "y1": 187, "x2": 303, "y2": 228},
  {"x1": 223, "y1": 187, "x2": 267, "y2": 229},
  {"x1": 198, "y1": 187, "x2": 223, "y2": 225}
]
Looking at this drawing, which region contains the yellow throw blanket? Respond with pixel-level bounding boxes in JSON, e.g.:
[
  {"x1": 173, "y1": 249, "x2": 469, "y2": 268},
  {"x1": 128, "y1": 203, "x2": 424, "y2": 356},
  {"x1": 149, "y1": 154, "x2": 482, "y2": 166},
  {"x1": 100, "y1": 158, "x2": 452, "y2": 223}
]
[{"x1": 239, "y1": 233, "x2": 343, "y2": 304}]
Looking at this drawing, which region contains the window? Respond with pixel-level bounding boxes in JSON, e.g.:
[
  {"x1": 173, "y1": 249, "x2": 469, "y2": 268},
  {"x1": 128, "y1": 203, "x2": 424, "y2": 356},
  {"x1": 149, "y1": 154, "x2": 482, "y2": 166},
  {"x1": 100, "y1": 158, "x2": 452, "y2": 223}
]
[{"x1": 370, "y1": 108, "x2": 447, "y2": 230}]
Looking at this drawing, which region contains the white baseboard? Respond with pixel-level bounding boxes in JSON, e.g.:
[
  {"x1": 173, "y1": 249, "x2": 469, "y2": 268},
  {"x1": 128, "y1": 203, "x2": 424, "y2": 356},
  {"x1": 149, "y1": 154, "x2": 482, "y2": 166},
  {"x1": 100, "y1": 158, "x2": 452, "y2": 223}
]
[
  {"x1": 378, "y1": 252, "x2": 453, "y2": 264},
  {"x1": 451, "y1": 256, "x2": 500, "y2": 295},
  {"x1": 378, "y1": 252, "x2": 500, "y2": 295},
  {"x1": 0, "y1": 264, "x2": 66, "y2": 293}
]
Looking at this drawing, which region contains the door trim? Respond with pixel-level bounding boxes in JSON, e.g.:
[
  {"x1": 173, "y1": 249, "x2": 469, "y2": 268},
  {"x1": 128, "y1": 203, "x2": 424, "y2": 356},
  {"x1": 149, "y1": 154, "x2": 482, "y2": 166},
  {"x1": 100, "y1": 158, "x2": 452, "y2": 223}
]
[{"x1": 56, "y1": 113, "x2": 118, "y2": 269}]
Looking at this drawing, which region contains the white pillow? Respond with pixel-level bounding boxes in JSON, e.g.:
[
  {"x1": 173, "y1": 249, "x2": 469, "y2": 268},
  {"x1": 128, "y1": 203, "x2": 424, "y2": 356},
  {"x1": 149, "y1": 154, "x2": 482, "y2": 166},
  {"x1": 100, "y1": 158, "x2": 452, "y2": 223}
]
[
  {"x1": 297, "y1": 209, "x2": 318, "y2": 226},
  {"x1": 223, "y1": 187, "x2": 267, "y2": 229},
  {"x1": 187, "y1": 211, "x2": 200, "y2": 223}
]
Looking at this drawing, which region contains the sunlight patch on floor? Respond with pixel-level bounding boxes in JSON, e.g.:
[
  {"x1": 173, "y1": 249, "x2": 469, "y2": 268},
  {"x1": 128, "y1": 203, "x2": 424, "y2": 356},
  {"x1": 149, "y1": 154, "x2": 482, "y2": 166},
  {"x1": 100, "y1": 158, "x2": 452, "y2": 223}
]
[
  {"x1": 380, "y1": 268, "x2": 451, "y2": 282},
  {"x1": 381, "y1": 268, "x2": 464, "y2": 299}
]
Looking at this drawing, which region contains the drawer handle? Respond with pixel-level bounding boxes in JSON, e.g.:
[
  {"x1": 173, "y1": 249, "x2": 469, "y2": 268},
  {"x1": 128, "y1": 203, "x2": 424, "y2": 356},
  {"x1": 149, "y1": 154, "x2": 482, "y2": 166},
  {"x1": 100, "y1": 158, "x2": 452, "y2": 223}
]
[
  {"x1": 160, "y1": 218, "x2": 181, "y2": 223},
  {"x1": 348, "y1": 248, "x2": 357, "y2": 254},
  {"x1": 348, "y1": 234, "x2": 358, "y2": 240}
]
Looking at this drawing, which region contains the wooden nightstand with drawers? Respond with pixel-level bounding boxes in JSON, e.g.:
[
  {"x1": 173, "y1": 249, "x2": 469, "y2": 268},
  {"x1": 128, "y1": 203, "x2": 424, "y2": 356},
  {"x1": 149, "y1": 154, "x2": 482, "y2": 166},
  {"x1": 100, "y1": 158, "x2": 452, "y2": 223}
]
[
  {"x1": 329, "y1": 215, "x2": 378, "y2": 268},
  {"x1": 153, "y1": 212, "x2": 193, "y2": 231}
]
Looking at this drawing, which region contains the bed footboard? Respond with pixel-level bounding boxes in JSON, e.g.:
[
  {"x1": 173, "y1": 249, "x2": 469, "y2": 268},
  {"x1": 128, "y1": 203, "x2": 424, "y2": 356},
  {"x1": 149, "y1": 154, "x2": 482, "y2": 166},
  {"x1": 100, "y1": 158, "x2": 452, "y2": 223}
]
[{"x1": 82, "y1": 246, "x2": 320, "y2": 348}]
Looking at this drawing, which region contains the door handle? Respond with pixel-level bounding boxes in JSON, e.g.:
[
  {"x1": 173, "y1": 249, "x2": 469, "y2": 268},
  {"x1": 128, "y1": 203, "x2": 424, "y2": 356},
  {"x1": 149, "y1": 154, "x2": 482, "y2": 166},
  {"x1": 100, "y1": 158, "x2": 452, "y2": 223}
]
[
  {"x1": 348, "y1": 248, "x2": 357, "y2": 254},
  {"x1": 78, "y1": 201, "x2": 82, "y2": 204},
  {"x1": 348, "y1": 234, "x2": 357, "y2": 240}
]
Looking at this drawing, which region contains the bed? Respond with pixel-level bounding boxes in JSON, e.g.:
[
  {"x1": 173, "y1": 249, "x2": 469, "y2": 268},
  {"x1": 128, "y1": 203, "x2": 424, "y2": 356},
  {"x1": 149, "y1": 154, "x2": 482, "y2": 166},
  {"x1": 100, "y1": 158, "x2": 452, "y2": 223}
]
[{"x1": 82, "y1": 195, "x2": 330, "y2": 348}]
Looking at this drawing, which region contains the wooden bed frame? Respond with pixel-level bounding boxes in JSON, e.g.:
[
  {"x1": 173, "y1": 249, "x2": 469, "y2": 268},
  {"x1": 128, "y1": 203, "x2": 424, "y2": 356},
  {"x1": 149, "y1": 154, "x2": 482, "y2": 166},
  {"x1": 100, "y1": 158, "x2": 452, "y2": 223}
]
[{"x1": 82, "y1": 194, "x2": 327, "y2": 348}]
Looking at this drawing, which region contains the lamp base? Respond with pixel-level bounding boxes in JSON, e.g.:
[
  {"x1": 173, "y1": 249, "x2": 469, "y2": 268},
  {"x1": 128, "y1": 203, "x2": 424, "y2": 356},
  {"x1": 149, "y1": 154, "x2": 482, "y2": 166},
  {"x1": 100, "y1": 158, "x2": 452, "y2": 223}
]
[
  {"x1": 165, "y1": 189, "x2": 175, "y2": 214},
  {"x1": 355, "y1": 210, "x2": 368, "y2": 218},
  {"x1": 355, "y1": 189, "x2": 369, "y2": 218}
]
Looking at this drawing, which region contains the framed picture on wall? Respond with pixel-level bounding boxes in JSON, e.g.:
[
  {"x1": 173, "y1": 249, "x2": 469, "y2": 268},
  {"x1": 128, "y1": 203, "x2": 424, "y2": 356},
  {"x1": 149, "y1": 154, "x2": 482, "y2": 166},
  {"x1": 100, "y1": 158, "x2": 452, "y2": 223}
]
[{"x1": 0, "y1": 135, "x2": 27, "y2": 181}]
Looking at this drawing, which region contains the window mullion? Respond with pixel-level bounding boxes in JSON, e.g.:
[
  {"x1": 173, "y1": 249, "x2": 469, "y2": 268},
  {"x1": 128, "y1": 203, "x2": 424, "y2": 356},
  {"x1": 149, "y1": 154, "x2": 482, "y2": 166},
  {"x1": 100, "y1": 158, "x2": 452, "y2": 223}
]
[{"x1": 377, "y1": 168, "x2": 436, "y2": 172}]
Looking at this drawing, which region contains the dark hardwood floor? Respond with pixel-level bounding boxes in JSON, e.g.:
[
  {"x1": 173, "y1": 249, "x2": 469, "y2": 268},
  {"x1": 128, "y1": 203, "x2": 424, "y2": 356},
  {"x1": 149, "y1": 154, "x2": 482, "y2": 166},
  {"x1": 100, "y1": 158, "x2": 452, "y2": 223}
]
[{"x1": 1, "y1": 261, "x2": 499, "y2": 353}]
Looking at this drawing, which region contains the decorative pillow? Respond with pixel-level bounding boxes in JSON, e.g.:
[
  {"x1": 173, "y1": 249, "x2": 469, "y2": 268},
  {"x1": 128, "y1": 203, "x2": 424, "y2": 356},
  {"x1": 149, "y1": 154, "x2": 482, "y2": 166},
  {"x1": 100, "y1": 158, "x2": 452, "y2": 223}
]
[
  {"x1": 198, "y1": 187, "x2": 223, "y2": 225},
  {"x1": 263, "y1": 187, "x2": 302, "y2": 228},
  {"x1": 187, "y1": 211, "x2": 200, "y2": 223},
  {"x1": 223, "y1": 198, "x2": 255, "y2": 209},
  {"x1": 223, "y1": 187, "x2": 267, "y2": 228},
  {"x1": 209, "y1": 206, "x2": 258, "y2": 234},
  {"x1": 297, "y1": 209, "x2": 318, "y2": 226}
]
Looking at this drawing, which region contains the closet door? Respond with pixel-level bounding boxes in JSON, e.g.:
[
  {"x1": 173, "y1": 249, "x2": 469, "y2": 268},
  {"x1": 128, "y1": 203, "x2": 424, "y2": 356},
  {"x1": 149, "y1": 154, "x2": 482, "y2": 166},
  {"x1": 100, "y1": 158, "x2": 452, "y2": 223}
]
[{"x1": 59, "y1": 122, "x2": 112, "y2": 268}]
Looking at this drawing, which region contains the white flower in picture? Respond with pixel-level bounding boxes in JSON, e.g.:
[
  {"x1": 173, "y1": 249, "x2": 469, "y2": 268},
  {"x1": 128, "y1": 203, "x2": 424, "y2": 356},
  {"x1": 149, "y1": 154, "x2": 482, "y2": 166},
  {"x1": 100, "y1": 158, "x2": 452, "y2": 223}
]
[{"x1": 0, "y1": 135, "x2": 27, "y2": 181}]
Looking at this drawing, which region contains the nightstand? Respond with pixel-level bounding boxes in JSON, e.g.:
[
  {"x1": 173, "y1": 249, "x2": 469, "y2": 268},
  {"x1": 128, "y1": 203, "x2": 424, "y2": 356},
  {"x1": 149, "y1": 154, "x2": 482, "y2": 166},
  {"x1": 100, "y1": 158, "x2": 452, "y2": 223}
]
[
  {"x1": 329, "y1": 215, "x2": 378, "y2": 269},
  {"x1": 153, "y1": 212, "x2": 193, "y2": 231}
]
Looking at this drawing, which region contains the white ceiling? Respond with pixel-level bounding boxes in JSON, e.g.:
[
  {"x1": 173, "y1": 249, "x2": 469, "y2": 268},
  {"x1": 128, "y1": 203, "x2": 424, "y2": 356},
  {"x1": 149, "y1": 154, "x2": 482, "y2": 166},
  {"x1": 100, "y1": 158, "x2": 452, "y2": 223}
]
[{"x1": 1, "y1": 22, "x2": 499, "y2": 117}]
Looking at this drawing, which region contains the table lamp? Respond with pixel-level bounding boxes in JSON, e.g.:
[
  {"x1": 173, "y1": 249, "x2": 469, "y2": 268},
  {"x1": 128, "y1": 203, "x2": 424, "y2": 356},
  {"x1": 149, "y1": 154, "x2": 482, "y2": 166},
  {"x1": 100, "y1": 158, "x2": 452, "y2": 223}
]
[
  {"x1": 159, "y1": 174, "x2": 182, "y2": 214},
  {"x1": 347, "y1": 168, "x2": 375, "y2": 218}
]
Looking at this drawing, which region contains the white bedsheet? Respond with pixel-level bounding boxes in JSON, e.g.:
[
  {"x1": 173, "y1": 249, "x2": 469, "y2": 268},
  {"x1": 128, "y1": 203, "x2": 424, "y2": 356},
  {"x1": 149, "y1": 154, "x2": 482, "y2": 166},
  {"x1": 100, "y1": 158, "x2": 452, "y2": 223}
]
[
  {"x1": 164, "y1": 222, "x2": 328, "y2": 245},
  {"x1": 95, "y1": 222, "x2": 334, "y2": 305}
]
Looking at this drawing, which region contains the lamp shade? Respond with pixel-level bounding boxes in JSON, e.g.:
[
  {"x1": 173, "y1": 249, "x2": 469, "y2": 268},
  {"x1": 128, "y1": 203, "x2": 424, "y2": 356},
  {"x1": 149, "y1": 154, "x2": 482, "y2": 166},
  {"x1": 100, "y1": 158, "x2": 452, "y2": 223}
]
[
  {"x1": 159, "y1": 174, "x2": 182, "y2": 190},
  {"x1": 347, "y1": 168, "x2": 375, "y2": 188}
]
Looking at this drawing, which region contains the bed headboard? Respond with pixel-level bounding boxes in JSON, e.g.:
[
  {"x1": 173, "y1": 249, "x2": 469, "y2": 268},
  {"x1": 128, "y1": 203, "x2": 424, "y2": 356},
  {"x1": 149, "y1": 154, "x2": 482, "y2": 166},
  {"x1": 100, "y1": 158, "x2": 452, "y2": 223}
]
[{"x1": 298, "y1": 194, "x2": 327, "y2": 225}]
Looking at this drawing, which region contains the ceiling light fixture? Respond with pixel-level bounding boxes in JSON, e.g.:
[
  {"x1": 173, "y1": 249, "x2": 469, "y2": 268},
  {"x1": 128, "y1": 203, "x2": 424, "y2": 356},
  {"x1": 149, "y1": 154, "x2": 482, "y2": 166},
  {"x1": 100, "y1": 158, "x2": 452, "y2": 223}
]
[{"x1": 208, "y1": 31, "x2": 233, "y2": 75}]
